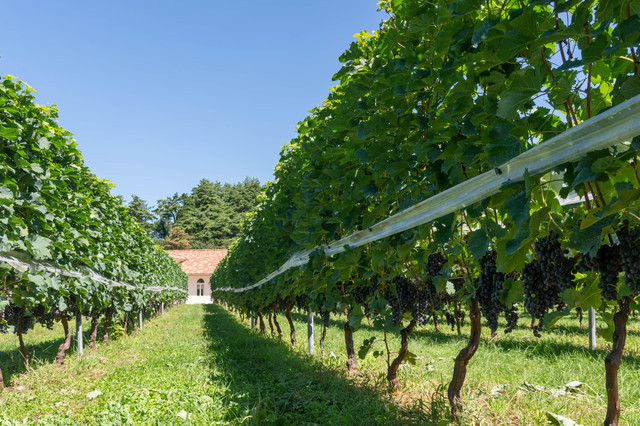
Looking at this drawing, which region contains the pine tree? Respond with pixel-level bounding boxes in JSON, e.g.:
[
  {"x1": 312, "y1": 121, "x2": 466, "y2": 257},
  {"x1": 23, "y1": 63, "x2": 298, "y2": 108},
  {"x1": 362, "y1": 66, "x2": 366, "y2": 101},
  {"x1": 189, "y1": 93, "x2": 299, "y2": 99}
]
[{"x1": 128, "y1": 195, "x2": 155, "y2": 234}]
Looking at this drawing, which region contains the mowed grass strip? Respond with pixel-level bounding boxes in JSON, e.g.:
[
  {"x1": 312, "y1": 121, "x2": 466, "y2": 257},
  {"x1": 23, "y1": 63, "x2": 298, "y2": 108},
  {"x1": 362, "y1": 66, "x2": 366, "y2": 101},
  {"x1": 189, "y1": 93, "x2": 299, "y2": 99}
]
[
  {"x1": 1, "y1": 305, "x2": 232, "y2": 424},
  {"x1": 279, "y1": 308, "x2": 640, "y2": 425},
  {"x1": 0, "y1": 305, "x2": 413, "y2": 424},
  {"x1": 2, "y1": 303, "x2": 640, "y2": 424}
]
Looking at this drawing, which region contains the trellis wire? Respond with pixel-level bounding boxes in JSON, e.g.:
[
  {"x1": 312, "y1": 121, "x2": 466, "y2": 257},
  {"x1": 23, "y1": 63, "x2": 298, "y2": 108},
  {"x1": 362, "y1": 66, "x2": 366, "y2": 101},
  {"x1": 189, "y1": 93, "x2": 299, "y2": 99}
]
[
  {"x1": 214, "y1": 94, "x2": 640, "y2": 293},
  {"x1": 0, "y1": 251, "x2": 186, "y2": 294}
]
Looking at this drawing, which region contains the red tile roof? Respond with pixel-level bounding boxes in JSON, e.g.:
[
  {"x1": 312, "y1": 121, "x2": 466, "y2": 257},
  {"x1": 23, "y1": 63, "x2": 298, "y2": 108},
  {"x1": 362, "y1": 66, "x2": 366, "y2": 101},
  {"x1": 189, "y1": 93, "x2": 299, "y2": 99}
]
[{"x1": 166, "y1": 249, "x2": 228, "y2": 275}]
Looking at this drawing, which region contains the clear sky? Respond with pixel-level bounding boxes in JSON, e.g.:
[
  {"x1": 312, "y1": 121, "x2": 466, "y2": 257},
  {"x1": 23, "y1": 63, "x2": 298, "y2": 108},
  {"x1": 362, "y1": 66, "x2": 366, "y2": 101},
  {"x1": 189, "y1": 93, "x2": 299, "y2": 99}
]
[{"x1": 0, "y1": 1, "x2": 384, "y2": 207}]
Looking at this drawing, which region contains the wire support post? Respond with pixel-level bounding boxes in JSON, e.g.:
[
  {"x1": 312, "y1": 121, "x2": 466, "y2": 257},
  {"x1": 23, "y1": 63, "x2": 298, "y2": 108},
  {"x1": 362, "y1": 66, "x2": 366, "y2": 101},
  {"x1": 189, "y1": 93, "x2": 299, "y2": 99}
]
[
  {"x1": 307, "y1": 309, "x2": 314, "y2": 355},
  {"x1": 320, "y1": 316, "x2": 324, "y2": 357},
  {"x1": 76, "y1": 314, "x2": 83, "y2": 356},
  {"x1": 589, "y1": 307, "x2": 596, "y2": 350}
]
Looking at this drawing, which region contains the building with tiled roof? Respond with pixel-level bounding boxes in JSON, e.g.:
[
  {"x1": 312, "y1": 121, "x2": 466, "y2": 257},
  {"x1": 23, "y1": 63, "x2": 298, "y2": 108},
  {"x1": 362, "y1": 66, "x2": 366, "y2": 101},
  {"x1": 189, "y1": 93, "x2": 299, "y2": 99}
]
[{"x1": 166, "y1": 249, "x2": 227, "y2": 296}]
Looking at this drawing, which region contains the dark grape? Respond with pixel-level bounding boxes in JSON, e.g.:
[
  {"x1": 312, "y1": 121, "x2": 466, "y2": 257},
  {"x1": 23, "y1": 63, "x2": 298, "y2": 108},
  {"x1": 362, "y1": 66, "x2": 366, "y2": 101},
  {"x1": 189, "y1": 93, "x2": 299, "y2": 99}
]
[
  {"x1": 427, "y1": 252, "x2": 447, "y2": 277},
  {"x1": 295, "y1": 295, "x2": 309, "y2": 311},
  {"x1": 321, "y1": 310, "x2": 330, "y2": 325},
  {"x1": 580, "y1": 244, "x2": 622, "y2": 301},
  {"x1": 351, "y1": 279, "x2": 377, "y2": 313},
  {"x1": 534, "y1": 233, "x2": 576, "y2": 292},
  {"x1": 3, "y1": 305, "x2": 33, "y2": 335},
  {"x1": 381, "y1": 275, "x2": 430, "y2": 326},
  {"x1": 522, "y1": 259, "x2": 556, "y2": 337},
  {"x1": 425, "y1": 252, "x2": 448, "y2": 313},
  {"x1": 617, "y1": 220, "x2": 640, "y2": 293},
  {"x1": 34, "y1": 305, "x2": 57, "y2": 330},
  {"x1": 380, "y1": 253, "x2": 461, "y2": 328},
  {"x1": 0, "y1": 288, "x2": 10, "y2": 334},
  {"x1": 477, "y1": 251, "x2": 517, "y2": 334},
  {"x1": 521, "y1": 234, "x2": 576, "y2": 337},
  {"x1": 444, "y1": 311, "x2": 456, "y2": 331},
  {"x1": 504, "y1": 306, "x2": 518, "y2": 333}
]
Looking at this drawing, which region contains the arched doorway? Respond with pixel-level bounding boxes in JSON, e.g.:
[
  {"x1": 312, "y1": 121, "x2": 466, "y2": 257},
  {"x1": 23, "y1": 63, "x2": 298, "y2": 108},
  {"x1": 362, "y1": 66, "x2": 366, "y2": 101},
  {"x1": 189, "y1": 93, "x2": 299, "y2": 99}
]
[{"x1": 196, "y1": 279, "x2": 205, "y2": 296}]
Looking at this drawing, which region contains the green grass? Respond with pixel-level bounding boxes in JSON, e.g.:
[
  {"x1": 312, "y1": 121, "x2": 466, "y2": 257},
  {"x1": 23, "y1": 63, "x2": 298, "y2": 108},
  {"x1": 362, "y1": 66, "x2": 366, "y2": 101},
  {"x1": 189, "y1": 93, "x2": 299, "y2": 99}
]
[
  {"x1": 1, "y1": 305, "x2": 639, "y2": 424},
  {"x1": 0, "y1": 305, "x2": 419, "y2": 424},
  {"x1": 280, "y1": 308, "x2": 640, "y2": 425}
]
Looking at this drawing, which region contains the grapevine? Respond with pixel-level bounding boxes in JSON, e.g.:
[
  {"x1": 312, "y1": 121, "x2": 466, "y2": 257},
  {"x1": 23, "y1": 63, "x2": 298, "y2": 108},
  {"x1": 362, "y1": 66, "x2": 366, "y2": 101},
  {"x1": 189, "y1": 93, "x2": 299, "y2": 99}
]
[{"x1": 205, "y1": 0, "x2": 640, "y2": 422}]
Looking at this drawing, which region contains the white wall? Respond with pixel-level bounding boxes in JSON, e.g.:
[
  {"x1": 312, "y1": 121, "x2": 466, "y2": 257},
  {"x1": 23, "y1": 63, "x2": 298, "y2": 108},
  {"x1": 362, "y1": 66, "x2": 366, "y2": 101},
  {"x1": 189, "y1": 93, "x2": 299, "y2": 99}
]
[{"x1": 187, "y1": 275, "x2": 211, "y2": 296}]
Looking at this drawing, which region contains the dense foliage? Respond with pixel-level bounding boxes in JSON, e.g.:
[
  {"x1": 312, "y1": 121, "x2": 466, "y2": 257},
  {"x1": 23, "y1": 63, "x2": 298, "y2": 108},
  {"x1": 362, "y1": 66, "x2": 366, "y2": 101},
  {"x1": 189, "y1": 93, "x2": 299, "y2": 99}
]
[
  {"x1": 0, "y1": 75, "x2": 187, "y2": 370},
  {"x1": 210, "y1": 0, "x2": 640, "y2": 422},
  {"x1": 128, "y1": 177, "x2": 262, "y2": 249}
]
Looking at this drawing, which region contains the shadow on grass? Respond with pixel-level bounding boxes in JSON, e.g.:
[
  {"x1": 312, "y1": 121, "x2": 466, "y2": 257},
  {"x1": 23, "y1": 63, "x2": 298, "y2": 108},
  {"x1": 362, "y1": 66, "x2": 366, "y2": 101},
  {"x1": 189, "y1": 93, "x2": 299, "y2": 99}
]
[
  {"x1": 0, "y1": 319, "x2": 132, "y2": 386},
  {"x1": 295, "y1": 308, "x2": 640, "y2": 372},
  {"x1": 296, "y1": 308, "x2": 640, "y2": 367},
  {"x1": 0, "y1": 332, "x2": 67, "y2": 385},
  {"x1": 202, "y1": 304, "x2": 451, "y2": 425},
  {"x1": 410, "y1": 323, "x2": 640, "y2": 369}
]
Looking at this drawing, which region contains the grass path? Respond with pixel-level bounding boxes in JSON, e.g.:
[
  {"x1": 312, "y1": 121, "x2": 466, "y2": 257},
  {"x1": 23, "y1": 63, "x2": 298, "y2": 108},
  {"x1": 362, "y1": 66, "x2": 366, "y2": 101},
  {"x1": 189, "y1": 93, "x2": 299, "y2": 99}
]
[
  {"x1": 2, "y1": 304, "x2": 640, "y2": 424},
  {"x1": 0, "y1": 305, "x2": 410, "y2": 424}
]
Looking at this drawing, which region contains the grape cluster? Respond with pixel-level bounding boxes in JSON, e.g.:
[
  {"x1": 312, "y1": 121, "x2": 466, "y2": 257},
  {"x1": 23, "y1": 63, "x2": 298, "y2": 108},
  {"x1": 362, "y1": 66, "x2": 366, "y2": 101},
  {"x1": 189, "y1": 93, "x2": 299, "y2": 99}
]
[
  {"x1": 0, "y1": 290, "x2": 11, "y2": 334},
  {"x1": 424, "y1": 252, "x2": 448, "y2": 312},
  {"x1": 534, "y1": 233, "x2": 576, "y2": 292},
  {"x1": 477, "y1": 251, "x2": 507, "y2": 334},
  {"x1": 2, "y1": 305, "x2": 33, "y2": 335},
  {"x1": 0, "y1": 304, "x2": 13, "y2": 334},
  {"x1": 451, "y1": 277, "x2": 465, "y2": 293},
  {"x1": 504, "y1": 306, "x2": 518, "y2": 333},
  {"x1": 579, "y1": 244, "x2": 622, "y2": 301},
  {"x1": 444, "y1": 311, "x2": 455, "y2": 329},
  {"x1": 381, "y1": 253, "x2": 457, "y2": 328},
  {"x1": 33, "y1": 305, "x2": 57, "y2": 330},
  {"x1": 388, "y1": 276, "x2": 430, "y2": 326},
  {"x1": 444, "y1": 310, "x2": 465, "y2": 331},
  {"x1": 521, "y1": 234, "x2": 576, "y2": 337},
  {"x1": 617, "y1": 220, "x2": 640, "y2": 293},
  {"x1": 0, "y1": 288, "x2": 10, "y2": 334},
  {"x1": 351, "y1": 279, "x2": 377, "y2": 311},
  {"x1": 576, "y1": 306, "x2": 583, "y2": 327},
  {"x1": 428, "y1": 252, "x2": 447, "y2": 277},
  {"x1": 320, "y1": 310, "x2": 330, "y2": 326},
  {"x1": 522, "y1": 260, "x2": 549, "y2": 337},
  {"x1": 295, "y1": 295, "x2": 309, "y2": 311},
  {"x1": 425, "y1": 252, "x2": 467, "y2": 330}
]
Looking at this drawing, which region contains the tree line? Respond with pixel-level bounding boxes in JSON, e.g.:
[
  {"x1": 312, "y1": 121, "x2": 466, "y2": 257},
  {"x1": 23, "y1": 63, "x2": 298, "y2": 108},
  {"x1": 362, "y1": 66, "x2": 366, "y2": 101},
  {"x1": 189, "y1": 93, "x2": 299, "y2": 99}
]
[{"x1": 125, "y1": 177, "x2": 262, "y2": 249}]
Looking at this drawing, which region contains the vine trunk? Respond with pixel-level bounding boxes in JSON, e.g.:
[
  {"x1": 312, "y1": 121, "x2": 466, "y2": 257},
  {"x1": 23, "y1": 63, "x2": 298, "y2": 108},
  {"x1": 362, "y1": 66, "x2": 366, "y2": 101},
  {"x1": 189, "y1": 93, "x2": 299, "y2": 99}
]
[
  {"x1": 56, "y1": 316, "x2": 71, "y2": 365},
  {"x1": 103, "y1": 309, "x2": 111, "y2": 343},
  {"x1": 344, "y1": 321, "x2": 358, "y2": 374},
  {"x1": 448, "y1": 298, "x2": 481, "y2": 420},
  {"x1": 258, "y1": 313, "x2": 266, "y2": 335},
  {"x1": 387, "y1": 319, "x2": 417, "y2": 391},
  {"x1": 17, "y1": 320, "x2": 29, "y2": 371},
  {"x1": 131, "y1": 314, "x2": 138, "y2": 335},
  {"x1": 604, "y1": 298, "x2": 630, "y2": 426},
  {"x1": 268, "y1": 313, "x2": 275, "y2": 337},
  {"x1": 89, "y1": 313, "x2": 99, "y2": 349},
  {"x1": 286, "y1": 302, "x2": 296, "y2": 345},
  {"x1": 273, "y1": 309, "x2": 283, "y2": 340}
]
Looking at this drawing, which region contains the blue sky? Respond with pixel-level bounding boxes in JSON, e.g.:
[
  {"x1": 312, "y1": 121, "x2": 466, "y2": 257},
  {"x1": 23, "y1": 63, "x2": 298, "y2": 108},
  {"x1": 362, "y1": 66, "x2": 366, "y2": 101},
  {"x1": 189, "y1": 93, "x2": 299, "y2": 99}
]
[{"x1": 0, "y1": 1, "x2": 384, "y2": 207}]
